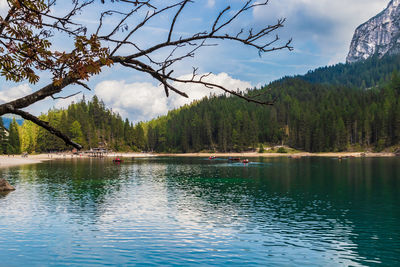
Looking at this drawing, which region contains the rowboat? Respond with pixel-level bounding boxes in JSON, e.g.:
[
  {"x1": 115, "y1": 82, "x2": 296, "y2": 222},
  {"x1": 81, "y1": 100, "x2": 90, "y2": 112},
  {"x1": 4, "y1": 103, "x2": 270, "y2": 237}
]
[{"x1": 113, "y1": 158, "x2": 123, "y2": 163}]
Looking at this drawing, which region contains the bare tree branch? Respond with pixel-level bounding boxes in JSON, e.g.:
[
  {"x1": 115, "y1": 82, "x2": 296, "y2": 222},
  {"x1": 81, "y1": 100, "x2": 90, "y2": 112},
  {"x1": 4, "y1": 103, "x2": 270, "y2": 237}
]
[
  {"x1": 74, "y1": 81, "x2": 91, "y2": 91},
  {"x1": 4, "y1": 105, "x2": 82, "y2": 149},
  {"x1": 167, "y1": 0, "x2": 191, "y2": 42},
  {"x1": 51, "y1": 91, "x2": 82, "y2": 100},
  {"x1": 0, "y1": 76, "x2": 78, "y2": 114}
]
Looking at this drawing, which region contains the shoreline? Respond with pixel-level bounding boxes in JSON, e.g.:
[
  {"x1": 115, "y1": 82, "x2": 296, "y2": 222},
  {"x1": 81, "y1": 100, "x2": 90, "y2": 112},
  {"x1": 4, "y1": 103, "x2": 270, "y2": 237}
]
[
  {"x1": 0, "y1": 151, "x2": 396, "y2": 169},
  {"x1": 155, "y1": 152, "x2": 396, "y2": 158}
]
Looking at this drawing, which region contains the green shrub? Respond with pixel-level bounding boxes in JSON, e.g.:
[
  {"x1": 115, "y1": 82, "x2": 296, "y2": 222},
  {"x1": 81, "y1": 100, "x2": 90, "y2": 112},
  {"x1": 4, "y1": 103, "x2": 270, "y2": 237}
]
[
  {"x1": 277, "y1": 147, "x2": 287, "y2": 153},
  {"x1": 258, "y1": 144, "x2": 265, "y2": 153},
  {"x1": 375, "y1": 139, "x2": 386, "y2": 152}
]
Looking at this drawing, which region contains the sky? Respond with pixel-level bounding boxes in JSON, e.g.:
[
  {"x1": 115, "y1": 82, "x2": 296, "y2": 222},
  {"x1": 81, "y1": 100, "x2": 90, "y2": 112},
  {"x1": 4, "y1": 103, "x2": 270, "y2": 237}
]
[{"x1": 0, "y1": 0, "x2": 390, "y2": 122}]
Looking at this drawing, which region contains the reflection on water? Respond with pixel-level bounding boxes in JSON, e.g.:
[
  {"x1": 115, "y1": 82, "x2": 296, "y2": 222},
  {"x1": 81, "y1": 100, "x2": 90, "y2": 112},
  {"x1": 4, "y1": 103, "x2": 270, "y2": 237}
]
[
  {"x1": 0, "y1": 191, "x2": 11, "y2": 199},
  {"x1": 0, "y1": 157, "x2": 399, "y2": 266}
]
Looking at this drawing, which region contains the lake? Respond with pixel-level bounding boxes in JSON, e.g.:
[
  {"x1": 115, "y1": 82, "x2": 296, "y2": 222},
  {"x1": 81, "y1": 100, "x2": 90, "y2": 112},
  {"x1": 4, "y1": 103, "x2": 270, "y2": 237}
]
[{"x1": 0, "y1": 157, "x2": 399, "y2": 266}]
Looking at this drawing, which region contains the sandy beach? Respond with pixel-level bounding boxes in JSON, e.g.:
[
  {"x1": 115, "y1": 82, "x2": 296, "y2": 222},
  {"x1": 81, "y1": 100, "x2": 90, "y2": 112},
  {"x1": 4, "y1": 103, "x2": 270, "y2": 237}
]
[
  {"x1": 0, "y1": 155, "x2": 50, "y2": 168},
  {"x1": 0, "y1": 152, "x2": 155, "y2": 168},
  {"x1": 0, "y1": 151, "x2": 396, "y2": 169}
]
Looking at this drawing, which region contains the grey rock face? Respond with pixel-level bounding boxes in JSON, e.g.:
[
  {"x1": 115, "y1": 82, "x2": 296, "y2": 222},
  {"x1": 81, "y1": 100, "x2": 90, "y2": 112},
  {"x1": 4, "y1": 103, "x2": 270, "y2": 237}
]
[{"x1": 346, "y1": 0, "x2": 400, "y2": 63}]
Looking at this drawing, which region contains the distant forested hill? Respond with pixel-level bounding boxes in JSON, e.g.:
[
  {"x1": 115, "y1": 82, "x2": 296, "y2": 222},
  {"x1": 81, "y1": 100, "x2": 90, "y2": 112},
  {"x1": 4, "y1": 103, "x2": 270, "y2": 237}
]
[
  {"x1": 296, "y1": 54, "x2": 400, "y2": 89},
  {"x1": 143, "y1": 55, "x2": 400, "y2": 153}
]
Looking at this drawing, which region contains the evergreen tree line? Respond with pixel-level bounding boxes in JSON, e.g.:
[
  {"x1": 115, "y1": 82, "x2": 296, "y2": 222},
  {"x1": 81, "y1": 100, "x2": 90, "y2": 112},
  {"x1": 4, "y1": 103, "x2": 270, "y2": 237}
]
[
  {"x1": 144, "y1": 70, "x2": 400, "y2": 153},
  {"x1": 297, "y1": 54, "x2": 400, "y2": 89},
  {"x1": 3, "y1": 96, "x2": 146, "y2": 153}
]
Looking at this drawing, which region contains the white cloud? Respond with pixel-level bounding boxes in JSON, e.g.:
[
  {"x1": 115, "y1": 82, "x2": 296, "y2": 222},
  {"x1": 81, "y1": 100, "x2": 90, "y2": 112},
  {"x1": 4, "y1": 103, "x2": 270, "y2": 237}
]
[
  {"x1": 95, "y1": 80, "x2": 168, "y2": 122},
  {"x1": 253, "y1": 0, "x2": 387, "y2": 23},
  {"x1": 94, "y1": 73, "x2": 252, "y2": 122},
  {"x1": 253, "y1": 0, "x2": 388, "y2": 62},
  {"x1": 168, "y1": 72, "x2": 252, "y2": 109},
  {"x1": 0, "y1": 84, "x2": 32, "y2": 103},
  {"x1": 0, "y1": 0, "x2": 9, "y2": 16},
  {"x1": 207, "y1": 0, "x2": 215, "y2": 8},
  {"x1": 0, "y1": 0, "x2": 7, "y2": 9}
]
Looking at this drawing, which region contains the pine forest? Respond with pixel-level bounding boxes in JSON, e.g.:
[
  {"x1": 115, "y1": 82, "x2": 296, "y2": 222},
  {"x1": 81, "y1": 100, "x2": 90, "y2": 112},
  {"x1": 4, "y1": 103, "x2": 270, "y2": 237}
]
[{"x1": 3, "y1": 54, "x2": 400, "y2": 154}]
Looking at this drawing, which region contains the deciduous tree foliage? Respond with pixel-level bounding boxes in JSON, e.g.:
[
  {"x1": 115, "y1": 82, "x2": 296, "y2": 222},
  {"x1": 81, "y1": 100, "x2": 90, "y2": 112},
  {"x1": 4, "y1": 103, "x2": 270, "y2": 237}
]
[{"x1": 18, "y1": 96, "x2": 145, "y2": 152}]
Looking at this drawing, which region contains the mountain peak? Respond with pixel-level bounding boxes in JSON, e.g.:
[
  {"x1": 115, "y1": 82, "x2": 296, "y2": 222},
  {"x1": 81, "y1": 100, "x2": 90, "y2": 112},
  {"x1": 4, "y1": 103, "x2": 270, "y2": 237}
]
[{"x1": 346, "y1": 0, "x2": 400, "y2": 63}]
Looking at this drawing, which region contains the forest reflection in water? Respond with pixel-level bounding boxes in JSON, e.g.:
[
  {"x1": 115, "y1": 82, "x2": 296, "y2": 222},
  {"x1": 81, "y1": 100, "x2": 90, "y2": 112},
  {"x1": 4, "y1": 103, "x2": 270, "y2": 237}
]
[{"x1": 0, "y1": 157, "x2": 399, "y2": 266}]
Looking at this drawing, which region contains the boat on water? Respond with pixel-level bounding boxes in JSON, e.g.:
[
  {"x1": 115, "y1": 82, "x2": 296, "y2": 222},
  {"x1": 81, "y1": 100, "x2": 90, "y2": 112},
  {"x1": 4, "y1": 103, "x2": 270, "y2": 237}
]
[
  {"x1": 242, "y1": 159, "x2": 249, "y2": 164},
  {"x1": 228, "y1": 157, "x2": 241, "y2": 161},
  {"x1": 113, "y1": 157, "x2": 123, "y2": 163},
  {"x1": 209, "y1": 156, "x2": 216, "y2": 159}
]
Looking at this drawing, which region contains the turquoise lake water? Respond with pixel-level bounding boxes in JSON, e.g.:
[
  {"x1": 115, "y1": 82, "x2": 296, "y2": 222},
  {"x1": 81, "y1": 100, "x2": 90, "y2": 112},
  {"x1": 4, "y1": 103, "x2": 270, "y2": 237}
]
[{"x1": 0, "y1": 157, "x2": 399, "y2": 266}]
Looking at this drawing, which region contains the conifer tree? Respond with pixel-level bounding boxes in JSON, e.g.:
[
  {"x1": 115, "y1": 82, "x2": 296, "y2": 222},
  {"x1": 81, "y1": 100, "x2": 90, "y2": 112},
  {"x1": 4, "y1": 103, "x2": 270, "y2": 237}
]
[
  {"x1": 8, "y1": 118, "x2": 21, "y2": 154},
  {"x1": 0, "y1": 118, "x2": 7, "y2": 154},
  {"x1": 70, "y1": 121, "x2": 85, "y2": 146}
]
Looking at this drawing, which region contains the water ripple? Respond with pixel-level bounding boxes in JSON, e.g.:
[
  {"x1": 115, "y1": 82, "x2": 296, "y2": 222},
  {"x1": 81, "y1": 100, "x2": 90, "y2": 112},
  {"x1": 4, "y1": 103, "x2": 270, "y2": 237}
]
[{"x1": 0, "y1": 158, "x2": 399, "y2": 266}]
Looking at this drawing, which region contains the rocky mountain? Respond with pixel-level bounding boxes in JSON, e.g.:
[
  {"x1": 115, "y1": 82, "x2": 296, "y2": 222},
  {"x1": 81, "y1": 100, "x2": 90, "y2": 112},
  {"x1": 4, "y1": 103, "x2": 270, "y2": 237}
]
[{"x1": 346, "y1": 0, "x2": 400, "y2": 63}]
